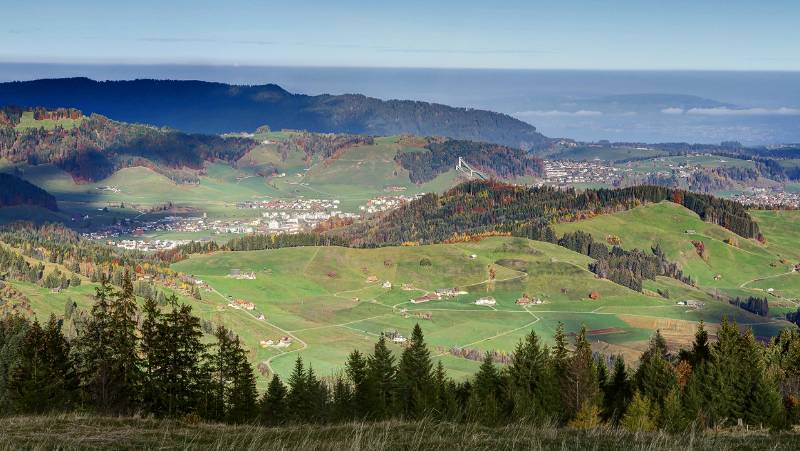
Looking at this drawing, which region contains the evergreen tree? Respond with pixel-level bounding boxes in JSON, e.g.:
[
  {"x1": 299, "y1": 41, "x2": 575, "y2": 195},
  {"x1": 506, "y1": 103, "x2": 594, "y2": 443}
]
[
  {"x1": 432, "y1": 360, "x2": 459, "y2": 421},
  {"x1": 396, "y1": 324, "x2": 434, "y2": 419},
  {"x1": 367, "y1": 334, "x2": 397, "y2": 419},
  {"x1": 602, "y1": 356, "x2": 632, "y2": 424},
  {"x1": 8, "y1": 315, "x2": 74, "y2": 413},
  {"x1": 344, "y1": 349, "x2": 370, "y2": 419},
  {"x1": 564, "y1": 326, "x2": 601, "y2": 419},
  {"x1": 331, "y1": 376, "x2": 353, "y2": 422},
  {"x1": 286, "y1": 356, "x2": 310, "y2": 422},
  {"x1": 506, "y1": 330, "x2": 560, "y2": 423},
  {"x1": 209, "y1": 326, "x2": 258, "y2": 423},
  {"x1": 468, "y1": 352, "x2": 503, "y2": 424},
  {"x1": 621, "y1": 391, "x2": 657, "y2": 431},
  {"x1": 72, "y1": 276, "x2": 117, "y2": 411},
  {"x1": 635, "y1": 332, "x2": 678, "y2": 409},
  {"x1": 108, "y1": 269, "x2": 141, "y2": 412},
  {"x1": 259, "y1": 374, "x2": 288, "y2": 425}
]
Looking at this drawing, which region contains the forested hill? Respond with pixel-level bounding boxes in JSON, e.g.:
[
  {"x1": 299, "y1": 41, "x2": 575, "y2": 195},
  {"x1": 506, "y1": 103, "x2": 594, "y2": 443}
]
[
  {"x1": 348, "y1": 180, "x2": 760, "y2": 246},
  {"x1": 0, "y1": 107, "x2": 256, "y2": 183},
  {"x1": 0, "y1": 78, "x2": 552, "y2": 151},
  {"x1": 396, "y1": 139, "x2": 545, "y2": 183},
  {"x1": 0, "y1": 173, "x2": 58, "y2": 211}
]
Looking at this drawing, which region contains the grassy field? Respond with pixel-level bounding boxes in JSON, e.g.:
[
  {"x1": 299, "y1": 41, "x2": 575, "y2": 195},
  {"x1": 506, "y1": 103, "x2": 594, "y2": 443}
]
[
  {"x1": 14, "y1": 111, "x2": 83, "y2": 131},
  {"x1": 0, "y1": 135, "x2": 469, "y2": 220},
  {"x1": 171, "y1": 232, "x2": 780, "y2": 384},
  {"x1": 0, "y1": 414, "x2": 796, "y2": 450}
]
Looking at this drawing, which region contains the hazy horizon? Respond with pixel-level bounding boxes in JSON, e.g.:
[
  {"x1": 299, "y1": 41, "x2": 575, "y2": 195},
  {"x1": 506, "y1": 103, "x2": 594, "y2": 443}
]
[{"x1": 2, "y1": 63, "x2": 799, "y2": 145}]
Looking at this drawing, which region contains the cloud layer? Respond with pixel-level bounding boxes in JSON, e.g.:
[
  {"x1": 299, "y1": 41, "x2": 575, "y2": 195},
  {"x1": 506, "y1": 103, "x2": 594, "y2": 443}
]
[
  {"x1": 514, "y1": 110, "x2": 603, "y2": 118},
  {"x1": 661, "y1": 106, "x2": 800, "y2": 116}
]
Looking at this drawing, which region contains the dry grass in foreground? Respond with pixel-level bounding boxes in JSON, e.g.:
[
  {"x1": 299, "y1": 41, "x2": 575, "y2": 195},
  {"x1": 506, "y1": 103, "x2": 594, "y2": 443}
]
[{"x1": 0, "y1": 414, "x2": 798, "y2": 450}]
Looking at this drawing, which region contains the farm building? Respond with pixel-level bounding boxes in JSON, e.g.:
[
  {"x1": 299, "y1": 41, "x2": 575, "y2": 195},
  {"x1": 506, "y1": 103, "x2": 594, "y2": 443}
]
[
  {"x1": 230, "y1": 299, "x2": 256, "y2": 310},
  {"x1": 401, "y1": 283, "x2": 416, "y2": 290},
  {"x1": 475, "y1": 297, "x2": 496, "y2": 306},
  {"x1": 436, "y1": 288, "x2": 465, "y2": 298},
  {"x1": 228, "y1": 269, "x2": 256, "y2": 280},
  {"x1": 411, "y1": 294, "x2": 440, "y2": 304},
  {"x1": 366, "y1": 275, "x2": 379, "y2": 283},
  {"x1": 589, "y1": 290, "x2": 600, "y2": 300},
  {"x1": 383, "y1": 281, "x2": 393, "y2": 289}
]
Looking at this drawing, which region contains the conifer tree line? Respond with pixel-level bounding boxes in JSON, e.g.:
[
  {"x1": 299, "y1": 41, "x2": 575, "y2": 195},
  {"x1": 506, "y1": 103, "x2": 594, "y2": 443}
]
[
  {"x1": 0, "y1": 271, "x2": 257, "y2": 422},
  {"x1": 2, "y1": 273, "x2": 798, "y2": 432}
]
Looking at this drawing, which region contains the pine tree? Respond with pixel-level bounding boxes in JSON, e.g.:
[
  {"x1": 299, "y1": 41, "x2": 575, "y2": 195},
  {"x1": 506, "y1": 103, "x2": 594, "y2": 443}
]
[
  {"x1": 432, "y1": 360, "x2": 459, "y2": 421},
  {"x1": 506, "y1": 330, "x2": 560, "y2": 423},
  {"x1": 621, "y1": 391, "x2": 657, "y2": 431},
  {"x1": 259, "y1": 374, "x2": 288, "y2": 425},
  {"x1": 602, "y1": 356, "x2": 631, "y2": 424},
  {"x1": 468, "y1": 352, "x2": 503, "y2": 424},
  {"x1": 661, "y1": 386, "x2": 687, "y2": 432},
  {"x1": 331, "y1": 376, "x2": 353, "y2": 422},
  {"x1": 367, "y1": 334, "x2": 397, "y2": 419},
  {"x1": 73, "y1": 275, "x2": 116, "y2": 411},
  {"x1": 108, "y1": 269, "x2": 141, "y2": 412},
  {"x1": 397, "y1": 324, "x2": 434, "y2": 419},
  {"x1": 209, "y1": 326, "x2": 258, "y2": 423},
  {"x1": 635, "y1": 332, "x2": 678, "y2": 408},
  {"x1": 564, "y1": 326, "x2": 601, "y2": 419},
  {"x1": 226, "y1": 335, "x2": 258, "y2": 423},
  {"x1": 345, "y1": 349, "x2": 370, "y2": 419},
  {"x1": 8, "y1": 315, "x2": 74, "y2": 413},
  {"x1": 286, "y1": 356, "x2": 310, "y2": 423},
  {"x1": 740, "y1": 328, "x2": 785, "y2": 429}
]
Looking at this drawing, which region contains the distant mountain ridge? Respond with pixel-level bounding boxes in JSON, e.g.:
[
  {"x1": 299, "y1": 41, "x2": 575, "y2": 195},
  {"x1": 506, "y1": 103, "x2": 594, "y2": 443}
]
[{"x1": 0, "y1": 77, "x2": 552, "y2": 151}]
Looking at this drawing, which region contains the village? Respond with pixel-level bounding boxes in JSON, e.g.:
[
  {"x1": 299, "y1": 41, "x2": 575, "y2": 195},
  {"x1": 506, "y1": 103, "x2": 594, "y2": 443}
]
[
  {"x1": 730, "y1": 188, "x2": 800, "y2": 209},
  {"x1": 359, "y1": 194, "x2": 424, "y2": 214},
  {"x1": 542, "y1": 160, "x2": 626, "y2": 186}
]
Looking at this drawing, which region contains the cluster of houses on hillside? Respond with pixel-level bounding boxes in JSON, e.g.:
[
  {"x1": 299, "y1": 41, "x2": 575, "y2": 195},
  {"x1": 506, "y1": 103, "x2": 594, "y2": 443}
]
[
  {"x1": 543, "y1": 160, "x2": 625, "y2": 186},
  {"x1": 259, "y1": 336, "x2": 293, "y2": 348},
  {"x1": 411, "y1": 288, "x2": 468, "y2": 304},
  {"x1": 360, "y1": 194, "x2": 424, "y2": 214},
  {"x1": 731, "y1": 189, "x2": 800, "y2": 209},
  {"x1": 114, "y1": 239, "x2": 188, "y2": 251},
  {"x1": 676, "y1": 299, "x2": 705, "y2": 309},
  {"x1": 228, "y1": 269, "x2": 256, "y2": 280}
]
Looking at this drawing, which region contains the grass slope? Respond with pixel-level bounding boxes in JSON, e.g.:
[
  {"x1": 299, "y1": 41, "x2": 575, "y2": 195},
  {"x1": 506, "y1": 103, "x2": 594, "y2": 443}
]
[
  {"x1": 172, "y1": 236, "x2": 774, "y2": 383},
  {"x1": 0, "y1": 415, "x2": 796, "y2": 450}
]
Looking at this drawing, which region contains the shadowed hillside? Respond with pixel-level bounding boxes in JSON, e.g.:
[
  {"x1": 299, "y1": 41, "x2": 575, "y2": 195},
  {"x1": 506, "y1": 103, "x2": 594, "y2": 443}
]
[{"x1": 0, "y1": 78, "x2": 552, "y2": 151}]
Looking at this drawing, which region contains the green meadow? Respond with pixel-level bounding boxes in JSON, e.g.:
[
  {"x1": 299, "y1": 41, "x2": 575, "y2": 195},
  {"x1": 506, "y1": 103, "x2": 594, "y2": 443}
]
[{"x1": 172, "y1": 229, "x2": 785, "y2": 384}]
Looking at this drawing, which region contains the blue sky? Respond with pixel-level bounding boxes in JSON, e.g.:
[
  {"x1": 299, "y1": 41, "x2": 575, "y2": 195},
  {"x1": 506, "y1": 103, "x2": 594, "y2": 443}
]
[{"x1": 2, "y1": 0, "x2": 798, "y2": 70}]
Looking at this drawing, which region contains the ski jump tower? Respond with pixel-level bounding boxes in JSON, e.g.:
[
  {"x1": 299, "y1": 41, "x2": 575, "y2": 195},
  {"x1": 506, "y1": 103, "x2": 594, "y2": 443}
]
[{"x1": 456, "y1": 157, "x2": 487, "y2": 180}]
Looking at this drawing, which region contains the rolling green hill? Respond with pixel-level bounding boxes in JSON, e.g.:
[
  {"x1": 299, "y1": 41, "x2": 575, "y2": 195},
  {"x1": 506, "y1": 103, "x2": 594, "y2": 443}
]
[
  {"x1": 172, "y1": 235, "x2": 781, "y2": 383},
  {"x1": 555, "y1": 203, "x2": 800, "y2": 306}
]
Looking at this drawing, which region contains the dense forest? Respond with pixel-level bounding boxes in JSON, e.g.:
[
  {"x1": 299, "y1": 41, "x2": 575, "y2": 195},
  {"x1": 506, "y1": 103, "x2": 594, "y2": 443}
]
[
  {"x1": 0, "y1": 173, "x2": 58, "y2": 211},
  {"x1": 396, "y1": 139, "x2": 545, "y2": 183},
  {"x1": 0, "y1": 107, "x2": 256, "y2": 182},
  {"x1": 346, "y1": 180, "x2": 761, "y2": 247},
  {"x1": 0, "y1": 78, "x2": 553, "y2": 151},
  {"x1": 0, "y1": 277, "x2": 797, "y2": 432}
]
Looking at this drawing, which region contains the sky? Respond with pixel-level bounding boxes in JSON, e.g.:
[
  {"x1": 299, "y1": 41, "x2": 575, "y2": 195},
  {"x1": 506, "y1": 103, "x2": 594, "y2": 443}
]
[{"x1": 2, "y1": 0, "x2": 799, "y2": 71}]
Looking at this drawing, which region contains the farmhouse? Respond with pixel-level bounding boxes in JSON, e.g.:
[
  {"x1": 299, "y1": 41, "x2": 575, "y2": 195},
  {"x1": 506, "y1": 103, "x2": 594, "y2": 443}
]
[
  {"x1": 228, "y1": 269, "x2": 256, "y2": 280},
  {"x1": 436, "y1": 288, "x2": 464, "y2": 298},
  {"x1": 382, "y1": 281, "x2": 393, "y2": 289},
  {"x1": 475, "y1": 297, "x2": 496, "y2": 307},
  {"x1": 230, "y1": 299, "x2": 256, "y2": 310},
  {"x1": 411, "y1": 294, "x2": 440, "y2": 304}
]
